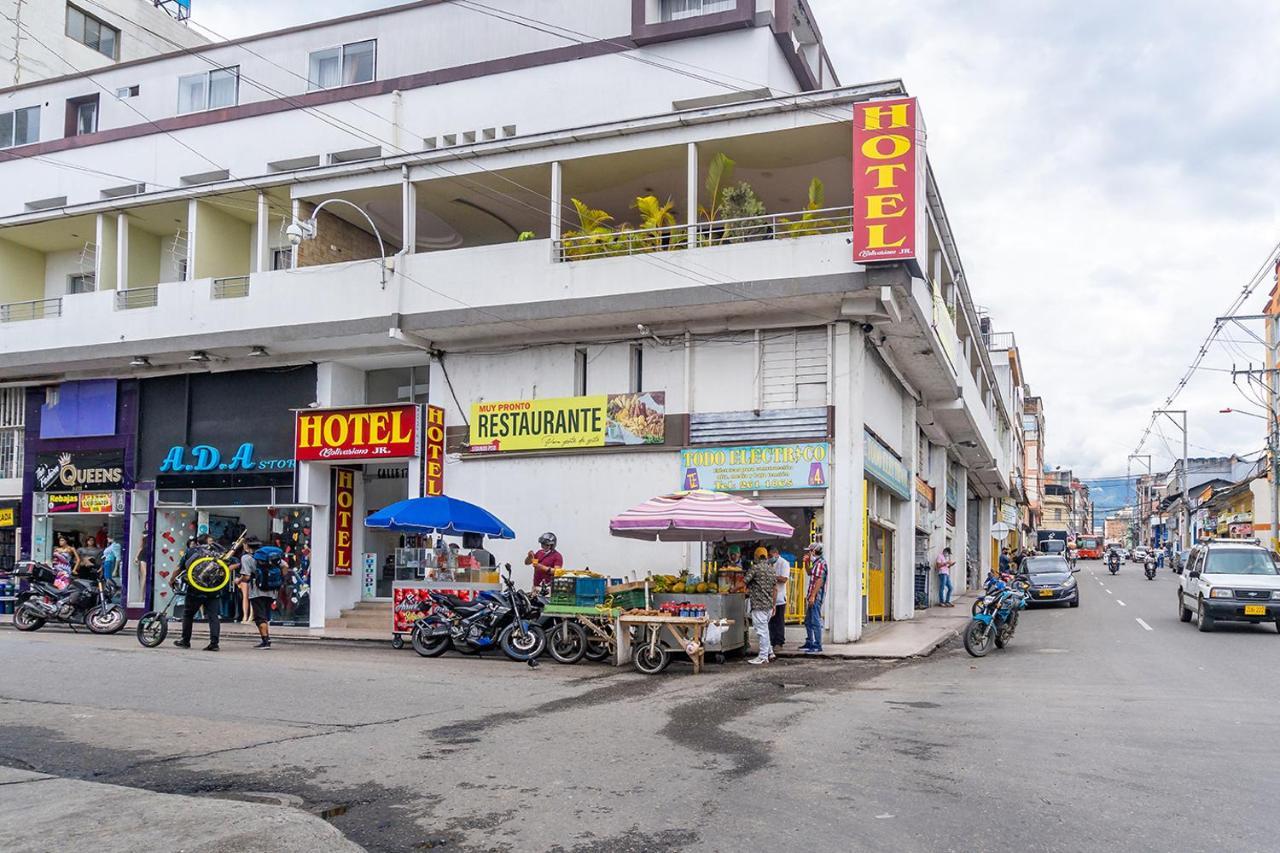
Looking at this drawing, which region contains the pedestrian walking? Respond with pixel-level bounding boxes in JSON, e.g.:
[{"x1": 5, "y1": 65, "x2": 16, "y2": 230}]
[
  {"x1": 998, "y1": 547, "x2": 1011, "y2": 575},
  {"x1": 768, "y1": 545, "x2": 789, "y2": 651},
  {"x1": 173, "y1": 534, "x2": 220, "y2": 651},
  {"x1": 800, "y1": 543, "x2": 826, "y2": 654},
  {"x1": 239, "y1": 538, "x2": 281, "y2": 649},
  {"x1": 745, "y1": 546, "x2": 776, "y2": 665},
  {"x1": 936, "y1": 547, "x2": 956, "y2": 606}
]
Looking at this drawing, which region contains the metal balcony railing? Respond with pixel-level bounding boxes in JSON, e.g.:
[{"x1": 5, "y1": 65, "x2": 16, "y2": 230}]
[
  {"x1": 211, "y1": 276, "x2": 250, "y2": 299},
  {"x1": 553, "y1": 206, "x2": 854, "y2": 262},
  {"x1": 115, "y1": 287, "x2": 158, "y2": 310},
  {"x1": 986, "y1": 331, "x2": 1015, "y2": 351},
  {"x1": 0, "y1": 297, "x2": 62, "y2": 323}
]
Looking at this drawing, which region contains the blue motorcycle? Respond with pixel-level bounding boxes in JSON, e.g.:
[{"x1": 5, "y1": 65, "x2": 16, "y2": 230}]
[{"x1": 964, "y1": 580, "x2": 1028, "y2": 657}]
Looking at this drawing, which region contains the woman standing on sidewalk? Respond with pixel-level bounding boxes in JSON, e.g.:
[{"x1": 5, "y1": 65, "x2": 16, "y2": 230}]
[{"x1": 935, "y1": 547, "x2": 956, "y2": 607}]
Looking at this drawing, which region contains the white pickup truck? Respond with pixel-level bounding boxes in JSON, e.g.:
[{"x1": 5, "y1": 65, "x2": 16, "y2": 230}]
[{"x1": 1178, "y1": 540, "x2": 1280, "y2": 633}]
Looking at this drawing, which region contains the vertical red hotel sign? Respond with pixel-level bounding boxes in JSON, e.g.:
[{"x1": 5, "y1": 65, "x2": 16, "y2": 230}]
[
  {"x1": 331, "y1": 467, "x2": 355, "y2": 576},
  {"x1": 852, "y1": 97, "x2": 920, "y2": 263},
  {"x1": 423, "y1": 405, "x2": 445, "y2": 496}
]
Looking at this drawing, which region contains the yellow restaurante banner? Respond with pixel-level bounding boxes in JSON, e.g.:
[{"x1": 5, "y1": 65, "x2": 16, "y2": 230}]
[{"x1": 469, "y1": 392, "x2": 666, "y2": 452}]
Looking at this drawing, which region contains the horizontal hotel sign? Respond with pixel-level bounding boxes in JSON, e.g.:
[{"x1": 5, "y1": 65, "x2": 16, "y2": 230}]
[
  {"x1": 295, "y1": 404, "x2": 419, "y2": 462},
  {"x1": 469, "y1": 392, "x2": 665, "y2": 452},
  {"x1": 680, "y1": 443, "x2": 829, "y2": 492}
]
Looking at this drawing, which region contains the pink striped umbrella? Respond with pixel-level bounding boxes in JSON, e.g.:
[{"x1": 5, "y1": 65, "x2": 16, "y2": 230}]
[{"x1": 609, "y1": 489, "x2": 795, "y2": 542}]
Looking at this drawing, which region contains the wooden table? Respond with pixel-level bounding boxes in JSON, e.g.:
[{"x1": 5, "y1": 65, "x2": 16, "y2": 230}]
[{"x1": 618, "y1": 614, "x2": 729, "y2": 674}]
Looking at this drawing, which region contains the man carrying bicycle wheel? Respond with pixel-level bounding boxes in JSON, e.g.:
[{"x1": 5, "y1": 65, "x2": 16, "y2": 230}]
[{"x1": 173, "y1": 534, "x2": 224, "y2": 652}]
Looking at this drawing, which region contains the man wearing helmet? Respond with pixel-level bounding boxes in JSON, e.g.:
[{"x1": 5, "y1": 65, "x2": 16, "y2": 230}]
[{"x1": 525, "y1": 532, "x2": 564, "y2": 590}]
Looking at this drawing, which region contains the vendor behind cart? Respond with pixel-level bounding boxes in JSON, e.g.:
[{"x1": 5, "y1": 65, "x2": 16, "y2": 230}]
[{"x1": 525, "y1": 531, "x2": 563, "y2": 590}]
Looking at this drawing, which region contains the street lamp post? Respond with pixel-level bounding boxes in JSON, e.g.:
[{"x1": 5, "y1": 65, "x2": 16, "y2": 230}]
[{"x1": 287, "y1": 198, "x2": 390, "y2": 289}]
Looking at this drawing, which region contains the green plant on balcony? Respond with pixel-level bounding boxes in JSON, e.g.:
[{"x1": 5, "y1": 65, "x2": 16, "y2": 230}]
[
  {"x1": 696, "y1": 152, "x2": 735, "y2": 245},
  {"x1": 779, "y1": 178, "x2": 838, "y2": 237},
  {"x1": 561, "y1": 198, "x2": 617, "y2": 259},
  {"x1": 623, "y1": 194, "x2": 681, "y2": 253},
  {"x1": 718, "y1": 181, "x2": 768, "y2": 243}
]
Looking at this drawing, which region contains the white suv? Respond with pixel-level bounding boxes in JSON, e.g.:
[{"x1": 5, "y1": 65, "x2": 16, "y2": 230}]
[{"x1": 1178, "y1": 540, "x2": 1280, "y2": 633}]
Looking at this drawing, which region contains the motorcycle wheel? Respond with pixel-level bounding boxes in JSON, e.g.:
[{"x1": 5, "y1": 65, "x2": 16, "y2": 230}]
[
  {"x1": 632, "y1": 644, "x2": 671, "y2": 675},
  {"x1": 963, "y1": 620, "x2": 993, "y2": 657},
  {"x1": 86, "y1": 605, "x2": 127, "y2": 635},
  {"x1": 411, "y1": 623, "x2": 451, "y2": 658},
  {"x1": 13, "y1": 604, "x2": 45, "y2": 632},
  {"x1": 498, "y1": 623, "x2": 546, "y2": 662},
  {"x1": 136, "y1": 612, "x2": 168, "y2": 648},
  {"x1": 994, "y1": 623, "x2": 1013, "y2": 649},
  {"x1": 971, "y1": 598, "x2": 984, "y2": 616},
  {"x1": 546, "y1": 620, "x2": 588, "y2": 665},
  {"x1": 584, "y1": 637, "x2": 612, "y2": 662}
]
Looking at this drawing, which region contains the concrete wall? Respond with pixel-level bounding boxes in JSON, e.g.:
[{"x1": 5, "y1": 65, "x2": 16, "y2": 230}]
[
  {"x1": 296, "y1": 201, "x2": 386, "y2": 267},
  {"x1": 864, "y1": 345, "x2": 904, "y2": 454},
  {"x1": 126, "y1": 225, "x2": 162, "y2": 288},
  {"x1": 0, "y1": 237, "x2": 44, "y2": 302},
  {"x1": 96, "y1": 213, "x2": 117, "y2": 291},
  {"x1": 191, "y1": 200, "x2": 252, "y2": 280},
  {"x1": 43, "y1": 249, "x2": 87, "y2": 298}
]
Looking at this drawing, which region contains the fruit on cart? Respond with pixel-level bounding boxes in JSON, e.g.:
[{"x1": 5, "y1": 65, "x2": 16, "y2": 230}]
[
  {"x1": 695, "y1": 582, "x2": 708, "y2": 593},
  {"x1": 672, "y1": 583, "x2": 686, "y2": 594}
]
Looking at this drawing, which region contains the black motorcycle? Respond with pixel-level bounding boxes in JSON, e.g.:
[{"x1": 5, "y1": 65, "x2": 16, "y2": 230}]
[
  {"x1": 1144, "y1": 560, "x2": 1156, "y2": 580},
  {"x1": 1107, "y1": 555, "x2": 1120, "y2": 575},
  {"x1": 411, "y1": 565, "x2": 546, "y2": 661},
  {"x1": 12, "y1": 562, "x2": 127, "y2": 634}
]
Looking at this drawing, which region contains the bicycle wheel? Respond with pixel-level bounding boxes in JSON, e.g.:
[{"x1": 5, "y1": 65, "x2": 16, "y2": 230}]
[
  {"x1": 186, "y1": 557, "x2": 233, "y2": 595},
  {"x1": 136, "y1": 612, "x2": 169, "y2": 648}
]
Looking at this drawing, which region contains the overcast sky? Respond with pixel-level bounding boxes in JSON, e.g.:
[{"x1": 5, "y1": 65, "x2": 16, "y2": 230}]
[{"x1": 195, "y1": 0, "x2": 1280, "y2": 479}]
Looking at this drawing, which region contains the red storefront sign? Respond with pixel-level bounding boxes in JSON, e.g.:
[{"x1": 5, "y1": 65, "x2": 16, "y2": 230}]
[
  {"x1": 423, "y1": 405, "x2": 445, "y2": 497},
  {"x1": 48, "y1": 493, "x2": 79, "y2": 513},
  {"x1": 295, "y1": 404, "x2": 419, "y2": 461},
  {"x1": 331, "y1": 467, "x2": 356, "y2": 576},
  {"x1": 852, "y1": 97, "x2": 920, "y2": 263}
]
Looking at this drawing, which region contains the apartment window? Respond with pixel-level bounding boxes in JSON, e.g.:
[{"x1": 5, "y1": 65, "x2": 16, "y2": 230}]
[
  {"x1": 629, "y1": 344, "x2": 644, "y2": 393},
  {"x1": 661, "y1": 0, "x2": 736, "y2": 21},
  {"x1": 308, "y1": 40, "x2": 376, "y2": 90},
  {"x1": 0, "y1": 106, "x2": 39, "y2": 148},
  {"x1": 65, "y1": 94, "x2": 99, "y2": 137},
  {"x1": 115, "y1": 84, "x2": 140, "y2": 99},
  {"x1": 178, "y1": 67, "x2": 239, "y2": 114},
  {"x1": 66, "y1": 5, "x2": 119, "y2": 59},
  {"x1": 271, "y1": 248, "x2": 292, "y2": 271},
  {"x1": 67, "y1": 273, "x2": 96, "y2": 294},
  {"x1": 574, "y1": 348, "x2": 588, "y2": 397}
]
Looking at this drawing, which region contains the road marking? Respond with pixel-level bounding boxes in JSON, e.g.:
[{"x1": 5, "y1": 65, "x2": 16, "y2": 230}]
[
  {"x1": 1105, "y1": 589, "x2": 1113, "y2": 595},
  {"x1": 1136, "y1": 618, "x2": 1153, "y2": 631},
  {"x1": 1116, "y1": 600, "x2": 1126, "y2": 606}
]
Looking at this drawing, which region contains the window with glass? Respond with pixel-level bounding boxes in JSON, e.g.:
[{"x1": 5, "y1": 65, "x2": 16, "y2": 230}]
[
  {"x1": 67, "y1": 274, "x2": 96, "y2": 294},
  {"x1": 66, "y1": 94, "x2": 99, "y2": 136},
  {"x1": 66, "y1": 5, "x2": 119, "y2": 59},
  {"x1": 177, "y1": 67, "x2": 240, "y2": 114},
  {"x1": 0, "y1": 106, "x2": 40, "y2": 149},
  {"x1": 661, "y1": 0, "x2": 736, "y2": 21},
  {"x1": 308, "y1": 40, "x2": 376, "y2": 90}
]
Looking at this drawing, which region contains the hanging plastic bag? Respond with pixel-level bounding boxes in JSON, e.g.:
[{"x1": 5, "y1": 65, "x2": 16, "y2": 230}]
[{"x1": 703, "y1": 618, "x2": 729, "y2": 646}]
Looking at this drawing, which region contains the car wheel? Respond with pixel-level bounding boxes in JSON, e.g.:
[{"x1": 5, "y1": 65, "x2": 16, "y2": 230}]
[
  {"x1": 1178, "y1": 593, "x2": 1192, "y2": 623},
  {"x1": 1196, "y1": 599, "x2": 1215, "y2": 633},
  {"x1": 1068, "y1": 599, "x2": 1079, "y2": 608}
]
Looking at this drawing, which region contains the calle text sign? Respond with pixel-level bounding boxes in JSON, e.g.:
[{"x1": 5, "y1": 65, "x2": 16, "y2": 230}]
[{"x1": 295, "y1": 404, "x2": 419, "y2": 462}]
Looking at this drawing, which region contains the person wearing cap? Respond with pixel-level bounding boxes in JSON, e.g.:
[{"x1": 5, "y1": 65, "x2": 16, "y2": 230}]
[
  {"x1": 799, "y1": 542, "x2": 827, "y2": 654},
  {"x1": 745, "y1": 545, "x2": 777, "y2": 665}
]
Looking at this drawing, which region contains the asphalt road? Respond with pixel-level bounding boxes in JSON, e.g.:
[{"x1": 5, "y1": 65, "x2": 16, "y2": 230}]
[{"x1": 0, "y1": 559, "x2": 1274, "y2": 852}]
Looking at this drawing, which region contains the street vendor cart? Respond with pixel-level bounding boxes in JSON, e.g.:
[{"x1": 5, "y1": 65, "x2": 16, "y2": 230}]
[
  {"x1": 608, "y1": 489, "x2": 794, "y2": 674},
  {"x1": 364, "y1": 495, "x2": 515, "y2": 648}
]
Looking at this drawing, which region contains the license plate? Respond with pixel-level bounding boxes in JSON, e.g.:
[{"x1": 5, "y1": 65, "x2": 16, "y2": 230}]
[
  {"x1": 1038, "y1": 589, "x2": 1053, "y2": 597},
  {"x1": 1244, "y1": 604, "x2": 1267, "y2": 616}
]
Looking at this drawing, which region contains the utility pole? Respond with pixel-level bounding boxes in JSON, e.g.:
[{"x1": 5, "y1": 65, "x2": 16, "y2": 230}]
[
  {"x1": 1155, "y1": 409, "x2": 1189, "y2": 548},
  {"x1": 1129, "y1": 454, "x2": 1151, "y2": 546},
  {"x1": 1218, "y1": 308, "x2": 1280, "y2": 551}
]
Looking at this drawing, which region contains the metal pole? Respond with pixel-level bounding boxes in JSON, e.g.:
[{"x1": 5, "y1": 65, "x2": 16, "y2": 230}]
[
  {"x1": 1270, "y1": 310, "x2": 1280, "y2": 553},
  {"x1": 1182, "y1": 411, "x2": 1189, "y2": 549}
]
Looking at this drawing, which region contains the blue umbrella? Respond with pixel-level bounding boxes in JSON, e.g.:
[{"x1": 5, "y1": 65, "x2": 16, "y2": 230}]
[{"x1": 363, "y1": 496, "x2": 516, "y2": 539}]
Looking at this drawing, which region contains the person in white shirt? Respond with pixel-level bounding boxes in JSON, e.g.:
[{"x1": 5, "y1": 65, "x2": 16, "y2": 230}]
[{"x1": 768, "y1": 545, "x2": 790, "y2": 652}]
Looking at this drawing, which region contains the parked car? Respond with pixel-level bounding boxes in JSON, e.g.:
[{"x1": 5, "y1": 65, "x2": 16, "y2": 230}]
[
  {"x1": 1020, "y1": 555, "x2": 1080, "y2": 608},
  {"x1": 1178, "y1": 540, "x2": 1280, "y2": 632},
  {"x1": 1130, "y1": 547, "x2": 1149, "y2": 563},
  {"x1": 1173, "y1": 547, "x2": 1192, "y2": 574}
]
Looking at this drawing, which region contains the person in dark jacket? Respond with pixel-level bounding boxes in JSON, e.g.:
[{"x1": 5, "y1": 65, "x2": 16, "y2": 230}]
[{"x1": 173, "y1": 535, "x2": 221, "y2": 652}]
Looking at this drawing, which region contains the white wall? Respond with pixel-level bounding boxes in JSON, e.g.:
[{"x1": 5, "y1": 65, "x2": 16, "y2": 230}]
[
  {"x1": 864, "y1": 345, "x2": 905, "y2": 454},
  {"x1": 43, "y1": 249, "x2": 90, "y2": 298},
  {"x1": 689, "y1": 334, "x2": 758, "y2": 412}
]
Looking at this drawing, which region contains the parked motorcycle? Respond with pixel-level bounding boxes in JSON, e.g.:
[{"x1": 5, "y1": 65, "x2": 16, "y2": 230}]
[
  {"x1": 964, "y1": 579, "x2": 1028, "y2": 657},
  {"x1": 1144, "y1": 560, "x2": 1156, "y2": 581},
  {"x1": 411, "y1": 565, "x2": 546, "y2": 661},
  {"x1": 12, "y1": 562, "x2": 126, "y2": 634}
]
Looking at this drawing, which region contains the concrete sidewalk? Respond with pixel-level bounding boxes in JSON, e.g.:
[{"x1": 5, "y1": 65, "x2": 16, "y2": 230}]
[
  {"x1": 0, "y1": 766, "x2": 363, "y2": 853},
  {"x1": 777, "y1": 593, "x2": 977, "y2": 659}
]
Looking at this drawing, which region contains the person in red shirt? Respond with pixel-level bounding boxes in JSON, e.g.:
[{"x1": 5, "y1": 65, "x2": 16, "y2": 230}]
[{"x1": 525, "y1": 532, "x2": 563, "y2": 590}]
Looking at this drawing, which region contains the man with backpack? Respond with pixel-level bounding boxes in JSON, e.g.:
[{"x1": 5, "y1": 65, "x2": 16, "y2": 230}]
[
  {"x1": 174, "y1": 534, "x2": 222, "y2": 651},
  {"x1": 238, "y1": 538, "x2": 284, "y2": 649}
]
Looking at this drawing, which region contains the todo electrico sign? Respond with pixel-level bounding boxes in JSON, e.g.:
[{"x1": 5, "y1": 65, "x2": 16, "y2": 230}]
[{"x1": 852, "y1": 97, "x2": 921, "y2": 264}]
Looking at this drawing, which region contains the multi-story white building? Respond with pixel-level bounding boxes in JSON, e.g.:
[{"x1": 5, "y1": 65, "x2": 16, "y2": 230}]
[
  {"x1": 0, "y1": 0, "x2": 206, "y2": 88},
  {"x1": 0, "y1": 0, "x2": 1024, "y2": 644}
]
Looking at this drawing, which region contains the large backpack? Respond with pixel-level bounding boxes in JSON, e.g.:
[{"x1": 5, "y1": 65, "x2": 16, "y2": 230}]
[{"x1": 253, "y1": 546, "x2": 286, "y2": 591}]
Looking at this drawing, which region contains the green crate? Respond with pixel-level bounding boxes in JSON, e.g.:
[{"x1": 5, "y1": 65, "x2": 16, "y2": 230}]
[{"x1": 609, "y1": 588, "x2": 648, "y2": 610}]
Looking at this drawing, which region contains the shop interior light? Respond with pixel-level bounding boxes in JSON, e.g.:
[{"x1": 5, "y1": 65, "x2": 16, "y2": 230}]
[
  {"x1": 188, "y1": 351, "x2": 210, "y2": 363},
  {"x1": 129, "y1": 355, "x2": 150, "y2": 367},
  {"x1": 248, "y1": 346, "x2": 269, "y2": 358}
]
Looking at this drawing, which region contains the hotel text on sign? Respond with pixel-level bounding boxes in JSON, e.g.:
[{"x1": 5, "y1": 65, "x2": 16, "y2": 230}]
[
  {"x1": 331, "y1": 467, "x2": 356, "y2": 576},
  {"x1": 424, "y1": 405, "x2": 445, "y2": 496},
  {"x1": 852, "y1": 97, "x2": 920, "y2": 263},
  {"x1": 295, "y1": 404, "x2": 419, "y2": 461}
]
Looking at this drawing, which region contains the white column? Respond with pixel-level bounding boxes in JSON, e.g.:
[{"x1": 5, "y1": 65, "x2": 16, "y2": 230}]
[
  {"x1": 954, "y1": 468, "x2": 970, "y2": 589},
  {"x1": 928, "y1": 444, "x2": 949, "y2": 603},
  {"x1": 185, "y1": 199, "x2": 199, "y2": 280},
  {"x1": 254, "y1": 191, "x2": 270, "y2": 273},
  {"x1": 895, "y1": 395, "x2": 918, "y2": 619},
  {"x1": 686, "y1": 142, "x2": 698, "y2": 247},
  {"x1": 550, "y1": 161, "x2": 562, "y2": 246},
  {"x1": 401, "y1": 170, "x2": 417, "y2": 255},
  {"x1": 829, "y1": 322, "x2": 867, "y2": 643},
  {"x1": 977, "y1": 496, "x2": 995, "y2": 589},
  {"x1": 116, "y1": 212, "x2": 129, "y2": 290},
  {"x1": 290, "y1": 198, "x2": 301, "y2": 270}
]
